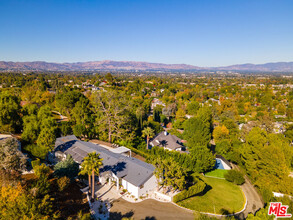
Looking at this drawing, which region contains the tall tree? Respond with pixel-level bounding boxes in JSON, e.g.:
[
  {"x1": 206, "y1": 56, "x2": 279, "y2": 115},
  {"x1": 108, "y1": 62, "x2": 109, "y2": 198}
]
[
  {"x1": 79, "y1": 152, "x2": 103, "y2": 200},
  {"x1": 22, "y1": 114, "x2": 40, "y2": 143},
  {"x1": 183, "y1": 117, "x2": 211, "y2": 147},
  {"x1": 241, "y1": 127, "x2": 292, "y2": 193},
  {"x1": 154, "y1": 158, "x2": 187, "y2": 191},
  {"x1": 0, "y1": 137, "x2": 26, "y2": 173},
  {"x1": 72, "y1": 98, "x2": 92, "y2": 126},
  {"x1": 55, "y1": 91, "x2": 85, "y2": 118},
  {"x1": 92, "y1": 90, "x2": 135, "y2": 143},
  {"x1": 189, "y1": 145, "x2": 215, "y2": 173},
  {"x1": 0, "y1": 93, "x2": 21, "y2": 133},
  {"x1": 136, "y1": 106, "x2": 146, "y2": 129},
  {"x1": 142, "y1": 127, "x2": 155, "y2": 150},
  {"x1": 36, "y1": 127, "x2": 56, "y2": 155}
]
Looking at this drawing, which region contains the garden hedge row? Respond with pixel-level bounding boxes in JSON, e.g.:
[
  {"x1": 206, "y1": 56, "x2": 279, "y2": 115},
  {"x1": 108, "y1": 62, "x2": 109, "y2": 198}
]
[{"x1": 173, "y1": 180, "x2": 206, "y2": 203}]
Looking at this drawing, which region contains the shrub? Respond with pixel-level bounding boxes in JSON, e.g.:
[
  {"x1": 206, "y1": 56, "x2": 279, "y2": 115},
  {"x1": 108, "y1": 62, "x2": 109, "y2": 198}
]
[
  {"x1": 31, "y1": 158, "x2": 40, "y2": 169},
  {"x1": 54, "y1": 155, "x2": 79, "y2": 180},
  {"x1": 173, "y1": 180, "x2": 206, "y2": 203},
  {"x1": 57, "y1": 176, "x2": 70, "y2": 191},
  {"x1": 33, "y1": 163, "x2": 51, "y2": 178},
  {"x1": 224, "y1": 170, "x2": 245, "y2": 185},
  {"x1": 24, "y1": 144, "x2": 49, "y2": 159}
]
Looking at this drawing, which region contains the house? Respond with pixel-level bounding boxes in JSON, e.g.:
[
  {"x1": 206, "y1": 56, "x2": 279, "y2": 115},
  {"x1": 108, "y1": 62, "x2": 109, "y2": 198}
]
[
  {"x1": 54, "y1": 135, "x2": 157, "y2": 198},
  {"x1": 151, "y1": 98, "x2": 165, "y2": 111},
  {"x1": 215, "y1": 155, "x2": 232, "y2": 170},
  {"x1": 149, "y1": 131, "x2": 185, "y2": 151}
]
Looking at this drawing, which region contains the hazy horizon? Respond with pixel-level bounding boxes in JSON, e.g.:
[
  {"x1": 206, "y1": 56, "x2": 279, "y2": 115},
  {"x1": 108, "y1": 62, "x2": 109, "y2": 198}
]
[{"x1": 2, "y1": 59, "x2": 293, "y2": 68}]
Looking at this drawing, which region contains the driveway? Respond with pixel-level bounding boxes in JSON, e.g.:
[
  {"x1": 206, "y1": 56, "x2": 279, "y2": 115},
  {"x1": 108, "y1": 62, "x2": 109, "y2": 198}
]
[
  {"x1": 95, "y1": 183, "x2": 121, "y2": 204},
  {"x1": 110, "y1": 198, "x2": 194, "y2": 220},
  {"x1": 232, "y1": 164, "x2": 264, "y2": 219},
  {"x1": 94, "y1": 184, "x2": 193, "y2": 220}
]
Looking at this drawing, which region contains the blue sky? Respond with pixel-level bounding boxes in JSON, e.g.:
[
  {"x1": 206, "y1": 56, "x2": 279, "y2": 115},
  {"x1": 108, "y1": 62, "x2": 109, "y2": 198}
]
[{"x1": 0, "y1": 0, "x2": 293, "y2": 66}]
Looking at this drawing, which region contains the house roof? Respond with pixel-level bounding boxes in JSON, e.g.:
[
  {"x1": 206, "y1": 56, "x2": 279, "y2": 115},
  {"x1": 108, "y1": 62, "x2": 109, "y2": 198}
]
[
  {"x1": 150, "y1": 131, "x2": 183, "y2": 150},
  {"x1": 55, "y1": 136, "x2": 155, "y2": 187},
  {"x1": 216, "y1": 155, "x2": 232, "y2": 169},
  {"x1": 110, "y1": 146, "x2": 131, "y2": 154}
]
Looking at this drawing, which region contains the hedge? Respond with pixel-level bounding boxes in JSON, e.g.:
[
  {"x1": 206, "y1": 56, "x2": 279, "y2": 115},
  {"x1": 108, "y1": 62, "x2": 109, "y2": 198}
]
[
  {"x1": 224, "y1": 170, "x2": 245, "y2": 185},
  {"x1": 173, "y1": 180, "x2": 206, "y2": 203},
  {"x1": 147, "y1": 146, "x2": 197, "y2": 171}
]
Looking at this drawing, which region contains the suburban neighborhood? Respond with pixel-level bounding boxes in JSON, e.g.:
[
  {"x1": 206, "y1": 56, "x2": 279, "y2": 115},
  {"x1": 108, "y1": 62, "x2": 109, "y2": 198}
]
[{"x1": 1, "y1": 1, "x2": 293, "y2": 219}]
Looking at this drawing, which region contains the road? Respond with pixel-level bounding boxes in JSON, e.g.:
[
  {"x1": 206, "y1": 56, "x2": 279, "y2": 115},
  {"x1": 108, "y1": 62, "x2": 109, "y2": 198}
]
[
  {"x1": 110, "y1": 198, "x2": 194, "y2": 220},
  {"x1": 232, "y1": 164, "x2": 264, "y2": 219}
]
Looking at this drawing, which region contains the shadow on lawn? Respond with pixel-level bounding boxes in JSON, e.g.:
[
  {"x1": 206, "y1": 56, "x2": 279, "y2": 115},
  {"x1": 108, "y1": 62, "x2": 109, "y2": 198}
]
[{"x1": 195, "y1": 184, "x2": 212, "y2": 197}]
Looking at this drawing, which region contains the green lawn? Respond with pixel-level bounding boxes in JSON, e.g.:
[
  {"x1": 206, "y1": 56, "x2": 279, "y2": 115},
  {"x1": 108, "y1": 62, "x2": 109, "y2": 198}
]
[
  {"x1": 205, "y1": 169, "x2": 228, "y2": 178},
  {"x1": 177, "y1": 177, "x2": 245, "y2": 214}
]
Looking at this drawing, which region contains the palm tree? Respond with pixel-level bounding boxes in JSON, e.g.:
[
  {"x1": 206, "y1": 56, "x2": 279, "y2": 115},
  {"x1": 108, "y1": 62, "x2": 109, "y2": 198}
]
[
  {"x1": 142, "y1": 127, "x2": 155, "y2": 150},
  {"x1": 79, "y1": 156, "x2": 92, "y2": 196},
  {"x1": 136, "y1": 107, "x2": 145, "y2": 129},
  {"x1": 79, "y1": 152, "x2": 103, "y2": 200}
]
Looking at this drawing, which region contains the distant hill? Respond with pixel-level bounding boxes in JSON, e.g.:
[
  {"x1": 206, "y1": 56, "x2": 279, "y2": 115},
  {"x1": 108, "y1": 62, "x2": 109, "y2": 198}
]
[
  {"x1": 0, "y1": 60, "x2": 201, "y2": 71},
  {"x1": 1, "y1": 60, "x2": 293, "y2": 72},
  {"x1": 215, "y1": 62, "x2": 293, "y2": 72}
]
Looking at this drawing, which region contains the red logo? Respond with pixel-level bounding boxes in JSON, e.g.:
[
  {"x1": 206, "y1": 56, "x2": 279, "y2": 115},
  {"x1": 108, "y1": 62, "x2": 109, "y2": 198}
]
[{"x1": 268, "y1": 202, "x2": 292, "y2": 218}]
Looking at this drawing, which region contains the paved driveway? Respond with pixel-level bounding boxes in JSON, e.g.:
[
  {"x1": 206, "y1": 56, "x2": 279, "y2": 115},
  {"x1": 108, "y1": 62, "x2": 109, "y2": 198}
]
[
  {"x1": 232, "y1": 164, "x2": 264, "y2": 219},
  {"x1": 95, "y1": 183, "x2": 121, "y2": 204},
  {"x1": 110, "y1": 198, "x2": 194, "y2": 220}
]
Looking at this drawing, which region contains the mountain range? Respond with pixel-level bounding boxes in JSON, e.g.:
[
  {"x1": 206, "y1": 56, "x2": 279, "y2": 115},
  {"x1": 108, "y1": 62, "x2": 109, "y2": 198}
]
[{"x1": 1, "y1": 60, "x2": 293, "y2": 72}]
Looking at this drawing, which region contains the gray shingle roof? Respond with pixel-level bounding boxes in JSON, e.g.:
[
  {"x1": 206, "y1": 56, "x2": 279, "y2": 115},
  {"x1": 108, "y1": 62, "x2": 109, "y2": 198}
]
[
  {"x1": 150, "y1": 131, "x2": 184, "y2": 150},
  {"x1": 55, "y1": 136, "x2": 155, "y2": 187}
]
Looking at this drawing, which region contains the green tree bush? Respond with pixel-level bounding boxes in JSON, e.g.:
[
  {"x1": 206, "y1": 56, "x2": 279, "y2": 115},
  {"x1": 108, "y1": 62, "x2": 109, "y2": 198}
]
[
  {"x1": 57, "y1": 176, "x2": 70, "y2": 191},
  {"x1": 224, "y1": 170, "x2": 245, "y2": 185},
  {"x1": 173, "y1": 180, "x2": 206, "y2": 203},
  {"x1": 54, "y1": 155, "x2": 79, "y2": 180}
]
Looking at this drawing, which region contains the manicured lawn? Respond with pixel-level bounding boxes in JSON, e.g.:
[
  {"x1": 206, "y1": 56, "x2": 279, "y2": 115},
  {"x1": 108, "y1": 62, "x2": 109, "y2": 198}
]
[
  {"x1": 205, "y1": 169, "x2": 228, "y2": 178},
  {"x1": 177, "y1": 176, "x2": 245, "y2": 214}
]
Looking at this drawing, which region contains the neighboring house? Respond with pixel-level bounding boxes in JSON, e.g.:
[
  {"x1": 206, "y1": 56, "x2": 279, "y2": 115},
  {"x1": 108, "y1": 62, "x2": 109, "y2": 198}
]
[
  {"x1": 99, "y1": 81, "x2": 107, "y2": 87},
  {"x1": 215, "y1": 155, "x2": 232, "y2": 170},
  {"x1": 205, "y1": 98, "x2": 220, "y2": 106},
  {"x1": 54, "y1": 135, "x2": 157, "y2": 198},
  {"x1": 185, "y1": 114, "x2": 193, "y2": 119},
  {"x1": 149, "y1": 131, "x2": 186, "y2": 151},
  {"x1": 273, "y1": 122, "x2": 285, "y2": 134},
  {"x1": 151, "y1": 98, "x2": 165, "y2": 111}
]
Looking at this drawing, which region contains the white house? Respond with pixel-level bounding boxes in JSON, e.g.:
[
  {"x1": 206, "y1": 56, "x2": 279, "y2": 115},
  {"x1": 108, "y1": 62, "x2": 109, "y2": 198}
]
[
  {"x1": 54, "y1": 136, "x2": 157, "y2": 198},
  {"x1": 151, "y1": 98, "x2": 165, "y2": 111}
]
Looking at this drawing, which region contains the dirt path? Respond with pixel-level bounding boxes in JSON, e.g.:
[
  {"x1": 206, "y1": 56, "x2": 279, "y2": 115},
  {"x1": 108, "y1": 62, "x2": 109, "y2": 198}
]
[
  {"x1": 232, "y1": 164, "x2": 264, "y2": 219},
  {"x1": 110, "y1": 198, "x2": 194, "y2": 220}
]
